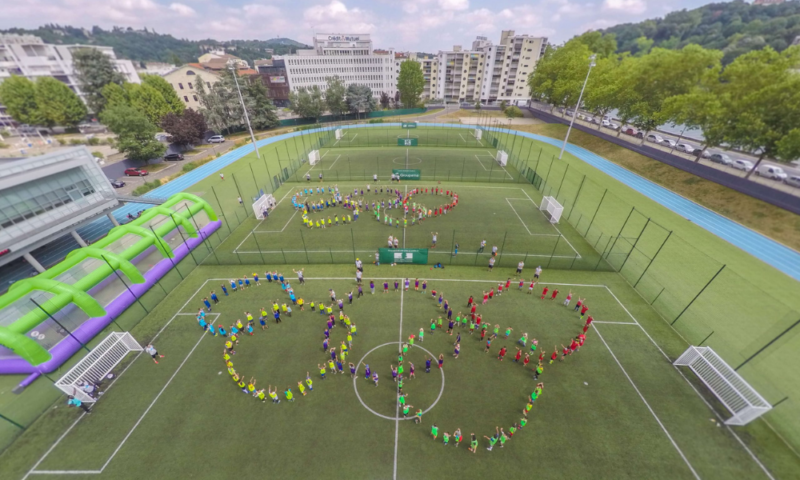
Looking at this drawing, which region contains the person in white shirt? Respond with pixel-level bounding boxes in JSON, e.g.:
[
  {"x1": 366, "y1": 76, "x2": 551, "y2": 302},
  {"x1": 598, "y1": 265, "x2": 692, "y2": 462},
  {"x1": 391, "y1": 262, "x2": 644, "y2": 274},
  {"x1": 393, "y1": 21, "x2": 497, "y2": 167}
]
[
  {"x1": 388, "y1": 236, "x2": 394, "y2": 248},
  {"x1": 488, "y1": 257, "x2": 495, "y2": 271},
  {"x1": 534, "y1": 266, "x2": 542, "y2": 279},
  {"x1": 145, "y1": 344, "x2": 164, "y2": 364},
  {"x1": 355, "y1": 259, "x2": 363, "y2": 271},
  {"x1": 516, "y1": 261, "x2": 524, "y2": 275},
  {"x1": 491, "y1": 245, "x2": 498, "y2": 257},
  {"x1": 479, "y1": 240, "x2": 486, "y2": 253},
  {"x1": 373, "y1": 173, "x2": 379, "y2": 182}
]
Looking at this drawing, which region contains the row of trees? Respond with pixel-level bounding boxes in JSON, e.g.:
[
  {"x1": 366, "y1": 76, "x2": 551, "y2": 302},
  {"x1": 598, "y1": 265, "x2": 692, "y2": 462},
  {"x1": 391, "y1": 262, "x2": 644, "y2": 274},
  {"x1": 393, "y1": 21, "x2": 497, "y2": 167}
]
[
  {"x1": 288, "y1": 61, "x2": 426, "y2": 122},
  {"x1": 195, "y1": 69, "x2": 280, "y2": 135},
  {"x1": 0, "y1": 76, "x2": 86, "y2": 128},
  {"x1": 528, "y1": 31, "x2": 800, "y2": 177}
]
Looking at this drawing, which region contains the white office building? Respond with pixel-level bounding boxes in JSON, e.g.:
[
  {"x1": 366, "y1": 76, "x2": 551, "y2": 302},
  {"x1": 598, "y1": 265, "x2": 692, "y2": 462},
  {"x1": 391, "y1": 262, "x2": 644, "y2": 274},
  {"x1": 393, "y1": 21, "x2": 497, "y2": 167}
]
[
  {"x1": 0, "y1": 34, "x2": 140, "y2": 118},
  {"x1": 278, "y1": 34, "x2": 396, "y2": 98}
]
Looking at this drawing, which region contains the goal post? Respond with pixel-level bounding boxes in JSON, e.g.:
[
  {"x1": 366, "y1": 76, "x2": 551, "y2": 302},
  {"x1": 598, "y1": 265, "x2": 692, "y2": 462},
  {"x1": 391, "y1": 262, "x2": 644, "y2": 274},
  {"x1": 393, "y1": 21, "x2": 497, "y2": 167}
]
[
  {"x1": 55, "y1": 332, "x2": 142, "y2": 403},
  {"x1": 308, "y1": 149, "x2": 320, "y2": 165},
  {"x1": 253, "y1": 193, "x2": 277, "y2": 219},
  {"x1": 495, "y1": 150, "x2": 508, "y2": 166},
  {"x1": 674, "y1": 346, "x2": 772, "y2": 425},
  {"x1": 335, "y1": 129, "x2": 344, "y2": 140},
  {"x1": 540, "y1": 196, "x2": 563, "y2": 224},
  {"x1": 473, "y1": 129, "x2": 482, "y2": 140}
]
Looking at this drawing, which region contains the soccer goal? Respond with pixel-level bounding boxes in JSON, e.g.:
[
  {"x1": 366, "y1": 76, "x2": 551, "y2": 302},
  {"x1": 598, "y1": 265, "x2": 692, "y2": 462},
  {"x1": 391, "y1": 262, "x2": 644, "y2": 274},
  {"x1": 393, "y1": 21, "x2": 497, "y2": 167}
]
[
  {"x1": 335, "y1": 129, "x2": 344, "y2": 140},
  {"x1": 473, "y1": 129, "x2": 483, "y2": 140},
  {"x1": 496, "y1": 150, "x2": 508, "y2": 166},
  {"x1": 308, "y1": 149, "x2": 320, "y2": 165},
  {"x1": 674, "y1": 346, "x2": 772, "y2": 425},
  {"x1": 253, "y1": 193, "x2": 277, "y2": 219},
  {"x1": 55, "y1": 332, "x2": 142, "y2": 403},
  {"x1": 540, "y1": 196, "x2": 563, "y2": 223}
]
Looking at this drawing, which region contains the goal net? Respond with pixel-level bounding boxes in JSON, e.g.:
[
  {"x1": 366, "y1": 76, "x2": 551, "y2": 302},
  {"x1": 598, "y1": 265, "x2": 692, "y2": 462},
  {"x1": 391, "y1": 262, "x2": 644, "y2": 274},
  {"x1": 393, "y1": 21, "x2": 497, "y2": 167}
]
[
  {"x1": 55, "y1": 332, "x2": 142, "y2": 403},
  {"x1": 495, "y1": 150, "x2": 508, "y2": 166},
  {"x1": 308, "y1": 149, "x2": 320, "y2": 165},
  {"x1": 253, "y1": 193, "x2": 277, "y2": 219},
  {"x1": 335, "y1": 129, "x2": 344, "y2": 140},
  {"x1": 540, "y1": 196, "x2": 563, "y2": 224},
  {"x1": 473, "y1": 129, "x2": 482, "y2": 140},
  {"x1": 674, "y1": 346, "x2": 771, "y2": 425}
]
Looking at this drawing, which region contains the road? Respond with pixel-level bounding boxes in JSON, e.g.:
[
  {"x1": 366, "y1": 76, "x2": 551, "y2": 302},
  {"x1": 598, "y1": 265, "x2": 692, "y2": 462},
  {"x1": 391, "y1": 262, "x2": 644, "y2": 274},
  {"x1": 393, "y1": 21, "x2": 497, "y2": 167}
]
[{"x1": 532, "y1": 102, "x2": 800, "y2": 197}]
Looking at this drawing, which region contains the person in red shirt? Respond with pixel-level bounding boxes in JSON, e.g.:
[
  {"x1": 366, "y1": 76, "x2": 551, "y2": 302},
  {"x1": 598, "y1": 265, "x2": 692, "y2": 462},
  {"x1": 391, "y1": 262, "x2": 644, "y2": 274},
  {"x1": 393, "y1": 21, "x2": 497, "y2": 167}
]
[
  {"x1": 482, "y1": 291, "x2": 489, "y2": 304},
  {"x1": 488, "y1": 289, "x2": 494, "y2": 300},
  {"x1": 541, "y1": 286, "x2": 549, "y2": 300},
  {"x1": 498, "y1": 347, "x2": 507, "y2": 361},
  {"x1": 561, "y1": 344, "x2": 570, "y2": 360},
  {"x1": 467, "y1": 295, "x2": 474, "y2": 307},
  {"x1": 523, "y1": 353, "x2": 530, "y2": 367},
  {"x1": 514, "y1": 348, "x2": 522, "y2": 363},
  {"x1": 475, "y1": 314, "x2": 482, "y2": 326},
  {"x1": 577, "y1": 334, "x2": 586, "y2": 349},
  {"x1": 563, "y1": 290, "x2": 573, "y2": 307},
  {"x1": 550, "y1": 288, "x2": 559, "y2": 300},
  {"x1": 528, "y1": 281, "x2": 535, "y2": 294},
  {"x1": 505, "y1": 278, "x2": 511, "y2": 290},
  {"x1": 549, "y1": 349, "x2": 558, "y2": 364},
  {"x1": 582, "y1": 324, "x2": 590, "y2": 333},
  {"x1": 569, "y1": 338, "x2": 579, "y2": 353},
  {"x1": 519, "y1": 278, "x2": 525, "y2": 290},
  {"x1": 470, "y1": 304, "x2": 477, "y2": 318},
  {"x1": 431, "y1": 288, "x2": 437, "y2": 299},
  {"x1": 580, "y1": 304, "x2": 589, "y2": 319},
  {"x1": 538, "y1": 350, "x2": 545, "y2": 363},
  {"x1": 585, "y1": 315, "x2": 594, "y2": 327},
  {"x1": 481, "y1": 328, "x2": 487, "y2": 340},
  {"x1": 497, "y1": 284, "x2": 503, "y2": 296}
]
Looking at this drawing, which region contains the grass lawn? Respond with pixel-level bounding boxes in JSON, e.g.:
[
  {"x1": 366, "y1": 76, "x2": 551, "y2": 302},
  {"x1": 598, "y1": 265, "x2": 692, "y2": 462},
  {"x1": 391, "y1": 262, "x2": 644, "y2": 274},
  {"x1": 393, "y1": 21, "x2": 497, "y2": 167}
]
[{"x1": 2, "y1": 264, "x2": 797, "y2": 479}]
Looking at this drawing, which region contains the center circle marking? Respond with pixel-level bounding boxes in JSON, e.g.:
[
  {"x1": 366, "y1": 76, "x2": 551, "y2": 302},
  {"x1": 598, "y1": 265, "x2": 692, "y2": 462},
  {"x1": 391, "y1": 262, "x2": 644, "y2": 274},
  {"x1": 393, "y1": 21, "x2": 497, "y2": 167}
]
[
  {"x1": 391, "y1": 157, "x2": 423, "y2": 165},
  {"x1": 353, "y1": 341, "x2": 445, "y2": 421}
]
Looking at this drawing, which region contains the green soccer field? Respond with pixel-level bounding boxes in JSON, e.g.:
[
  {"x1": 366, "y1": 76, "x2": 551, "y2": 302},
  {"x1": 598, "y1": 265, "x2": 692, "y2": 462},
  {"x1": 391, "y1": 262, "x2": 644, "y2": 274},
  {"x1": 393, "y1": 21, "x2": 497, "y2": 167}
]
[{"x1": 1, "y1": 264, "x2": 791, "y2": 480}]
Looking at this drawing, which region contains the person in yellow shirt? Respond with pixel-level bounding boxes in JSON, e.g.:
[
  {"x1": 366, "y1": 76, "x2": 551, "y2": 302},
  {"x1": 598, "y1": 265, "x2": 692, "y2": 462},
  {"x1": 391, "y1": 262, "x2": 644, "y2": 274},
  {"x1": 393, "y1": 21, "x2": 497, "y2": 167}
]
[
  {"x1": 305, "y1": 372, "x2": 313, "y2": 391},
  {"x1": 247, "y1": 377, "x2": 257, "y2": 395},
  {"x1": 298, "y1": 298, "x2": 304, "y2": 311},
  {"x1": 297, "y1": 381, "x2": 306, "y2": 396}
]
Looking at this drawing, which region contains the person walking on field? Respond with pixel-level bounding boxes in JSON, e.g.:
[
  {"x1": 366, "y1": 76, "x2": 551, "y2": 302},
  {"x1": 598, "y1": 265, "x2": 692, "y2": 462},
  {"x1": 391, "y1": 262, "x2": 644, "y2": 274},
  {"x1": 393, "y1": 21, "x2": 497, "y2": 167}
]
[
  {"x1": 145, "y1": 344, "x2": 164, "y2": 364},
  {"x1": 431, "y1": 232, "x2": 438, "y2": 248}
]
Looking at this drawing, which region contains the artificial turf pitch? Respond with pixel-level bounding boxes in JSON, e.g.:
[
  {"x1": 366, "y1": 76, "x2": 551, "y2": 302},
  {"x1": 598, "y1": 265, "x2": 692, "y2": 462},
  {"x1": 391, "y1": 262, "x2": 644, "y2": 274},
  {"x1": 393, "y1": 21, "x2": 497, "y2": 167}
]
[{"x1": 1, "y1": 265, "x2": 784, "y2": 480}]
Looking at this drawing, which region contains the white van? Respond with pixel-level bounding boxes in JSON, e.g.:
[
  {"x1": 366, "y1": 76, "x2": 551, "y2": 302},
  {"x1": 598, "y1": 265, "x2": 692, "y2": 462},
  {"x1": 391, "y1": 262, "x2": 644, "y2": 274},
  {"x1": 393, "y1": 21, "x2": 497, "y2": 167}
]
[{"x1": 755, "y1": 164, "x2": 788, "y2": 180}]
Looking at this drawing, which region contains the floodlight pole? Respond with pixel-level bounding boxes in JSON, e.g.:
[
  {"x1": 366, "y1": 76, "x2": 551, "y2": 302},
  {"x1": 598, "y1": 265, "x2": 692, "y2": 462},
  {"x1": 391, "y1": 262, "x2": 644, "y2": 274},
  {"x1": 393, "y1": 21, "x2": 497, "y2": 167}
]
[
  {"x1": 559, "y1": 54, "x2": 596, "y2": 160},
  {"x1": 229, "y1": 62, "x2": 260, "y2": 159}
]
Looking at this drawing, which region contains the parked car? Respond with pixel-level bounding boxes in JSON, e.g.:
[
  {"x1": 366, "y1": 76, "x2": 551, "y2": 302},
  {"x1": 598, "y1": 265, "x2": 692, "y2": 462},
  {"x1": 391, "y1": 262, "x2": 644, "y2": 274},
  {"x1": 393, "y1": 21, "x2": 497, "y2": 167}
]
[
  {"x1": 208, "y1": 135, "x2": 225, "y2": 143},
  {"x1": 78, "y1": 123, "x2": 107, "y2": 134},
  {"x1": 622, "y1": 126, "x2": 643, "y2": 138},
  {"x1": 731, "y1": 159, "x2": 754, "y2": 171},
  {"x1": 164, "y1": 153, "x2": 184, "y2": 161},
  {"x1": 755, "y1": 164, "x2": 788, "y2": 180},
  {"x1": 659, "y1": 138, "x2": 676, "y2": 148},
  {"x1": 124, "y1": 168, "x2": 149, "y2": 176},
  {"x1": 601, "y1": 119, "x2": 619, "y2": 130},
  {"x1": 784, "y1": 175, "x2": 800, "y2": 188},
  {"x1": 709, "y1": 153, "x2": 733, "y2": 165},
  {"x1": 108, "y1": 178, "x2": 125, "y2": 188},
  {"x1": 646, "y1": 133, "x2": 664, "y2": 144},
  {"x1": 675, "y1": 143, "x2": 695, "y2": 153}
]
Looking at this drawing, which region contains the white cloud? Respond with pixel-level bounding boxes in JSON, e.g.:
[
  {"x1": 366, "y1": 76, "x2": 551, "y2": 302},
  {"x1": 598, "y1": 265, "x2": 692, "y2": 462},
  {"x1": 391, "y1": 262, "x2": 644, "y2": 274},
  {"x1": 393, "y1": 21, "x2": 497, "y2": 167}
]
[
  {"x1": 602, "y1": 0, "x2": 646, "y2": 14},
  {"x1": 303, "y1": 1, "x2": 377, "y2": 36},
  {"x1": 169, "y1": 3, "x2": 196, "y2": 16},
  {"x1": 439, "y1": 0, "x2": 469, "y2": 10}
]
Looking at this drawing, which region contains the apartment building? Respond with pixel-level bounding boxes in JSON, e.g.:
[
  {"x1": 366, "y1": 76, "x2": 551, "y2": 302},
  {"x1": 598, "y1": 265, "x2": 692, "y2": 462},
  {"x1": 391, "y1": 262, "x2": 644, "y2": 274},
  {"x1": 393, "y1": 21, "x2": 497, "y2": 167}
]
[{"x1": 278, "y1": 34, "x2": 396, "y2": 99}]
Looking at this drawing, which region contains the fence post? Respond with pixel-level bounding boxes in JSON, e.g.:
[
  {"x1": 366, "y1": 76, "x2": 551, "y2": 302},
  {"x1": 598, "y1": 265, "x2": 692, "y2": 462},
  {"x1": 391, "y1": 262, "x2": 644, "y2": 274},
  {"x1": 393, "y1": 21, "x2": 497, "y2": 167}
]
[
  {"x1": 496, "y1": 232, "x2": 508, "y2": 266},
  {"x1": 619, "y1": 218, "x2": 649, "y2": 272},
  {"x1": 584, "y1": 188, "x2": 608, "y2": 235},
  {"x1": 248, "y1": 163, "x2": 259, "y2": 198},
  {"x1": 251, "y1": 228, "x2": 268, "y2": 264},
  {"x1": 542, "y1": 156, "x2": 555, "y2": 192},
  {"x1": 231, "y1": 174, "x2": 248, "y2": 217},
  {"x1": 605, "y1": 207, "x2": 635, "y2": 260},
  {"x1": 736, "y1": 317, "x2": 800, "y2": 370},
  {"x1": 554, "y1": 163, "x2": 570, "y2": 199},
  {"x1": 546, "y1": 235, "x2": 561, "y2": 269},
  {"x1": 634, "y1": 231, "x2": 672, "y2": 288},
  {"x1": 100, "y1": 254, "x2": 148, "y2": 316},
  {"x1": 672, "y1": 265, "x2": 726, "y2": 325},
  {"x1": 30, "y1": 298, "x2": 90, "y2": 353},
  {"x1": 149, "y1": 224, "x2": 183, "y2": 279}
]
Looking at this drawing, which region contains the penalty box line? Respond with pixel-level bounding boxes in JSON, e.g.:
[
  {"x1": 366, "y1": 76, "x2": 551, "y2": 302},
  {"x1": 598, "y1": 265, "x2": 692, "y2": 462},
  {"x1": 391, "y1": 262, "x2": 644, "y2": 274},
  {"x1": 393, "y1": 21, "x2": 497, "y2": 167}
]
[{"x1": 25, "y1": 280, "x2": 216, "y2": 479}]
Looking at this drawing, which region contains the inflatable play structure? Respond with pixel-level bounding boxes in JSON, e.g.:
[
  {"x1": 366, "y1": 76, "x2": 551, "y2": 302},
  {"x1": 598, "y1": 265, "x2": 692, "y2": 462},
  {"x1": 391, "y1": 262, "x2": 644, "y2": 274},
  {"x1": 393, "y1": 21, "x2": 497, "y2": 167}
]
[{"x1": 0, "y1": 193, "x2": 220, "y2": 387}]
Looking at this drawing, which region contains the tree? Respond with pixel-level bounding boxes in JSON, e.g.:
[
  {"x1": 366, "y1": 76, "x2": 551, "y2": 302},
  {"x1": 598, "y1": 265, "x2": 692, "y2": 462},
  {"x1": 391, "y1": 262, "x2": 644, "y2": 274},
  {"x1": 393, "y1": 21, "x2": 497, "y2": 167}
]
[
  {"x1": 380, "y1": 91, "x2": 391, "y2": 110},
  {"x1": 141, "y1": 74, "x2": 184, "y2": 115},
  {"x1": 397, "y1": 61, "x2": 425, "y2": 109},
  {"x1": 245, "y1": 77, "x2": 280, "y2": 129},
  {"x1": 127, "y1": 83, "x2": 173, "y2": 125},
  {"x1": 288, "y1": 86, "x2": 325, "y2": 122},
  {"x1": 72, "y1": 48, "x2": 125, "y2": 114},
  {"x1": 0, "y1": 76, "x2": 40, "y2": 125},
  {"x1": 575, "y1": 31, "x2": 617, "y2": 58},
  {"x1": 717, "y1": 46, "x2": 800, "y2": 178},
  {"x1": 160, "y1": 108, "x2": 207, "y2": 146},
  {"x1": 505, "y1": 106, "x2": 523, "y2": 118},
  {"x1": 100, "y1": 104, "x2": 165, "y2": 163},
  {"x1": 582, "y1": 55, "x2": 625, "y2": 130},
  {"x1": 324, "y1": 76, "x2": 348, "y2": 118},
  {"x1": 346, "y1": 84, "x2": 377, "y2": 119},
  {"x1": 393, "y1": 91, "x2": 401, "y2": 109},
  {"x1": 528, "y1": 41, "x2": 593, "y2": 114},
  {"x1": 101, "y1": 82, "x2": 130, "y2": 110},
  {"x1": 34, "y1": 77, "x2": 87, "y2": 127},
  {"x1": 474, "y1": 100, "x2": 481, "y2": 110},
  {"x1": 499, "y1": 100, "x2": 508, "y2": 112}
]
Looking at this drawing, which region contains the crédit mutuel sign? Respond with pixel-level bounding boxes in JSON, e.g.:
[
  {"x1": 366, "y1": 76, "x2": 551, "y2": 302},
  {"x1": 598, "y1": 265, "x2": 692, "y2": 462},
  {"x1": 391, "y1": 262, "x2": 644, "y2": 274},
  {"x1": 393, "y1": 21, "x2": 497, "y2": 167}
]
[{"x1": 326, "y1": 35, "x2": 361, "y2": 41}]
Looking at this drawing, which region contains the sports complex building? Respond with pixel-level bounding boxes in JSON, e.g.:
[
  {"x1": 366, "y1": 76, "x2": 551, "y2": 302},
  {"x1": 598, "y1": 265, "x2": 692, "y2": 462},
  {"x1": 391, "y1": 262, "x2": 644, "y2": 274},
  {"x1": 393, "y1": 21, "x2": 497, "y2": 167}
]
[{"x1": 0, "y1": 119, "x2": 798, "y2": 479}]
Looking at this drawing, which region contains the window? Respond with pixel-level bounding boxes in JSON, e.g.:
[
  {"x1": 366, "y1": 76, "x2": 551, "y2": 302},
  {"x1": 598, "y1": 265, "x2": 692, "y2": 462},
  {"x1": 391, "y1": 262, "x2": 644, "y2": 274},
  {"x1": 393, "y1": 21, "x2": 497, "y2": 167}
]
[
  {"x1": 184, "y1": 96, "x2": 189, "y2": 102},
  {"x1": 188, "y1": 82, "x2": 193, "y2": 89},
  {"x1": 193, "y1": 95, "x2": 198, "y2": 101},
  {"x1": 206, "y1": 82, "x2": 211, "y2": 88},
  {"x1": 178, "y1": 83, "x2": 184, "y2": 89},
  {"x1": 186, "y1": 70, "x2": 196, "y2": 75}
]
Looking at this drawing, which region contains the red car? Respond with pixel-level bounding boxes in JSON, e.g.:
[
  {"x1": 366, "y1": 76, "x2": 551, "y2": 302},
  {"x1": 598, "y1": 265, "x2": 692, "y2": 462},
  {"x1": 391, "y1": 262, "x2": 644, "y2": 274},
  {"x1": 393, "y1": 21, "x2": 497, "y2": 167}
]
[
  {"x1": 124, "y1": 168, "x2": 149, "y2": 176},
  {"x1": 622, "y1": 126, "x2": 644, "y2": 138}
]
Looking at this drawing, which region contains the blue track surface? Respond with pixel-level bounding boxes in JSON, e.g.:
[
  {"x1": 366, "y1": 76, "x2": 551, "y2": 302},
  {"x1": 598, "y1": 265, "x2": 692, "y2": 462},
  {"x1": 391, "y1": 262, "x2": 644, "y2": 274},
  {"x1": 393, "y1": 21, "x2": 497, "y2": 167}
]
[{"x1": 19, "y1": 122, "x2": 800, "y2": 283}]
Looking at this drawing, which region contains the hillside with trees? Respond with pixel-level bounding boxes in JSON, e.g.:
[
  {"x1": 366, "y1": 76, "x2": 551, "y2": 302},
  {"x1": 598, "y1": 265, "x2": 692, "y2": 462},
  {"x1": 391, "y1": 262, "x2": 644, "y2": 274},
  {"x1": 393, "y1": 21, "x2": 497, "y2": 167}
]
[
  {"x1": 600, "y1": 0, "x2": 800, "y2": 64},
  {"x1": 0, "y1": 25, "x2": 309, "y2": 66}
]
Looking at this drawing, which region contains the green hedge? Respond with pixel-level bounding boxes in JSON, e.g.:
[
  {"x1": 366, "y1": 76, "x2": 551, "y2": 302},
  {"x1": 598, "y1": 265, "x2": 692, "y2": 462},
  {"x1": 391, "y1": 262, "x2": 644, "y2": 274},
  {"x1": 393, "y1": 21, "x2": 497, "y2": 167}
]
[{"x1": 278, "y1": 108, "x2": 427, "y2": 127}]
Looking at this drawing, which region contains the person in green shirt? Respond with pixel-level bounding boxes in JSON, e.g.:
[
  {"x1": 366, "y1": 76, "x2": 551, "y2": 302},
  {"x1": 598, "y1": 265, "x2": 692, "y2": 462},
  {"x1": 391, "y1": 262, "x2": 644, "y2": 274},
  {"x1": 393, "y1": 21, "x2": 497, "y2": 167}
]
[
  {"x1": 492, "y1": 324, "x2": 500, "y2": 339},
  {"x1": 431, "y1": 424, "x2": 439, "y2": 440},
  {"x1": 268, "y1": 385, "x2": 280, "y2": 404},
  {"x1": 508, "y1": 423, "x2": 517, "y2": 438},
  {"x1": 430, "y1": 320, "x2": 436, "y2": 333},
  {"x1": 397, "y1": 364, "x2": 404, "y2": 377},
  {"x1": 285, "y1": 387, "x2": 294, "y2": 402},
  {"x1": 403, "y1": 404, "x2": 412, "y2": 418},
  {"x1": 498, "y1": 431, "x2": 507, "y2": 448},
  {"x1": 469, "y1": 434, "x2": 478, "y2": 453},
  {"x1": 398, "y1": 378, "x2": 404, "y2": 393},
  {"x1": 443, "y1": 432, "x2": 450, "y2": 445},
  {"x1": 419, "y1": 328, "x2": 424, "y2": 342},
  {"x1": 402, "y1": 343, "x2": 408, "y2": 355},
  {"x1": 484, "y1": 431, "x2": 498, "y2": 451},
  {"x1": 461, "y1": 315, "x2": 468, "y2": 328},
  {"x1": 519, "y1": 418, "x2": 527, "y2": 428},
  {"x1": 318, "y1": 363, "x2": 327, "y2": 379},
  {"x1": 398, "y1": 393, "x2": 407, "y2": 406},
  {"x1": 415, "y1": 409, "x2": 423, "y2": 424},
  {"x1": 453, "y1": 428, "x2": 462, "y2": 447},
  {"x1": 504, "y1": 327, "x2": 513, "y2": 338},
  {"x1": 519, "y1": 334, "x2": 527, "y2": 347}
]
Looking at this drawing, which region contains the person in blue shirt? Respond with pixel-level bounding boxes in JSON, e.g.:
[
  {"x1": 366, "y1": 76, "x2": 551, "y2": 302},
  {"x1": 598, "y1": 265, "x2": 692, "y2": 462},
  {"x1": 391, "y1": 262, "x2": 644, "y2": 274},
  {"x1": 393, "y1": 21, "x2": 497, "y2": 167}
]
[
  {"x1": 238, "y1": 278, "x2": 244, "y2": 289},
  {"x1": 274, "y1": 310, "x2": 281, "y2": 323},
  {"x1": 219, "y1": 326, "x2": 227, "y2": 337},
  {"x1": 67, "y1": 393, "x2": 91, "y2": 413},
  {"x1": 221, "y1": 284, "x2": 228, "y2": 296},
  {"x1": 210, "y1": 292, "x2": 219, "y2": 304},
  {"x1": 289, "y1": 293, "x2": 297, "y2": 304},
  {"x1": 203, "y1": 298, "x2": 212, "y2": 312},
  {"x1": 266, "y1": 272, "x2": 272, "y2": 282},
  {"x1": 278, "y1": 273, "x2": 284, "y2": 282},
  {"x1": 198, "y1": 318, "x2": 207, "y2": 330},
  {"x1": 207, "y1": 324, "x2": 217, "y2": 336},
  {"x1": 244, "y1": 276, "x2": 250, "y2": 288},
  {"x1": 246, "y1": 322, "x2": 254, "y2": 335},
  {"x1": 426, "y1": 357, "x2": 432, "y2": 373},
  {"x1": 281, "y1": 282, "x2": 287, "y2": 292},
  {"x1": 231, "y1": 280, "x2": 237, "y2": 291},
  {"x1": 253, "y1": 273, "x2": 259, "y2": 285},
  {"x1": 230, "y1": 325, "x2": 239, "y2": 336}
]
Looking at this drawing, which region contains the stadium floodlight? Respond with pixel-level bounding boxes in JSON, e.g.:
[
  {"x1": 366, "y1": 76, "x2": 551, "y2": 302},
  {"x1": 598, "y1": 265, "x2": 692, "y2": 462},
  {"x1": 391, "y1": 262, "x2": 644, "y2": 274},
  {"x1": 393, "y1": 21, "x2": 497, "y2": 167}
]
[
  {"x1": 228, "y1": 61, "x2": 260, "y2": 159},
  {"x1": 559, "y1": 54, "x2": 596, "y2": 160}
]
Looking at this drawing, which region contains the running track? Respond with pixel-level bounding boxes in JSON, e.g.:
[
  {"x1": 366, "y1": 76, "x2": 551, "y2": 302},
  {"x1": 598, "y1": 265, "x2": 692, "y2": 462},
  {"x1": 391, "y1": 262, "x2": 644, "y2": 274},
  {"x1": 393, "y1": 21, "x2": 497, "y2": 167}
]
[{"x1": 19, "y1": 123, "x2": 800, "y2": 283}]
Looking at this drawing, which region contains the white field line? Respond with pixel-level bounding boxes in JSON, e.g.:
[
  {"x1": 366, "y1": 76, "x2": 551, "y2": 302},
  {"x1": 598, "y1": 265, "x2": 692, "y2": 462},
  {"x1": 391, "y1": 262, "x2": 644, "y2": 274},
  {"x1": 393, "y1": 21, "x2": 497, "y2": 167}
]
[
  {"x1": 505, "y1": 198, "x2": 568, "y2": 237},
  {"x1": 320, "y1": 150, "x2": 330, "y2": 159},
  {"x1": 592, "y1": 320, "x2": 637, "y2": 325},
  {"x1": 519, "y1": 189, "x2": 581, "y2": 258},
  {"x1": 393, "y1": 288, "x2": 404, "y2": 480},
  {"x1": 603, "y1": 286, "x2": 777, "y2": 479},
  {"x1": 592, "y1": 323, "x2": 701, "y2": 480},
  {"x1": 486, "y1": 149, "x2": 514, "y2": 180},
  {"x1": 232, "y1": 249, "x2": 580, "y2": 259},
  {"x1": 474, "y1": 155, "x2": 490, "y2": 171},
  {"x1": 458, "y1": 133, "x2": 468, "y2": 144},
  {"x1": 25, "y1": 280, "x2": 214, "y2": 478},
  {"x1": 252, "y1": 210, "x2": 298, "y2": 235}
]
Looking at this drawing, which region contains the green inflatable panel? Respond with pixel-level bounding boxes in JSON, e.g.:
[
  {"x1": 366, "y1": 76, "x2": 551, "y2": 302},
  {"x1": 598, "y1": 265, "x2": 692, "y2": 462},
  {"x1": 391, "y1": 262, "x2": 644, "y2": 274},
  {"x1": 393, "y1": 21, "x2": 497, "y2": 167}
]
[{"x1": 65, "y1": 248, "x2": 146, "y2": 284}]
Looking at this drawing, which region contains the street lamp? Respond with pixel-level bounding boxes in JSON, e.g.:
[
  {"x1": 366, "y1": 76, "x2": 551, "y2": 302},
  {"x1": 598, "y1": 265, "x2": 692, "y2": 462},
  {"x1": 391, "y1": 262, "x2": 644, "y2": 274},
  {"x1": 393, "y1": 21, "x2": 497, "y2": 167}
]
[
  {"x1": 228, "y1": 61, "x2": 260, "y2": 159},
  {"x1": 558, "y1": 54, "x2": 596, "y2": 160}
]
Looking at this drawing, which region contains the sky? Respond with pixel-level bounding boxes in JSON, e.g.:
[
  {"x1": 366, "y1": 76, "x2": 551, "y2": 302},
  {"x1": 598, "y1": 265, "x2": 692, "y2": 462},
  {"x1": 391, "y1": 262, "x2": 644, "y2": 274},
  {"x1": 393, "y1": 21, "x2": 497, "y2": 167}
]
[{"x1": 1, "y1": 0, "x2": 711, "y2": 51}]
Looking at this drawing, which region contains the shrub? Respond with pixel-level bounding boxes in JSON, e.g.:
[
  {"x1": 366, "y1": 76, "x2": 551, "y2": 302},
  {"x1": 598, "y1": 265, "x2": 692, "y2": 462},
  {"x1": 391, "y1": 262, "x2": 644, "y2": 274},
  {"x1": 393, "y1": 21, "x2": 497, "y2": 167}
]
[
  {"x1": 132, "y1": 179, "x2": 162, "y2": 197},
  {"x1": 91, "y1": 151, "x2": 104, "y2": 159},
  {"x1": 0, "y1": 142, "x2": 9, "y2": 149},
  {"x1": 69, "y1": 138, "x2": 84, "y2": 145},
  {"x1": 368, "y1": 119, "x2": 384, "y2": 124},
  {"x1": 182, "y1": 163, "x2": 198, "y2": 172},
  {"x1": 294, "y1": 124, "x2": 322, "y2": 131},
  {"x1": 86, "y1": 137, "x2": 101, "y2": 146},
  {"x1": 216, "y1": 152, "x2": 221, "y2": 158},
  {"x1": 504, "y1": 106, "x2": 523, "y2": 118}
]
